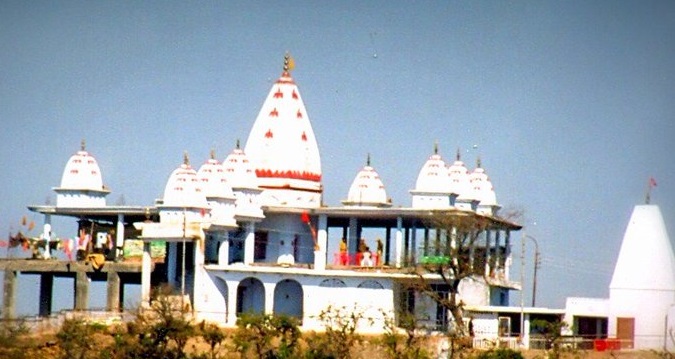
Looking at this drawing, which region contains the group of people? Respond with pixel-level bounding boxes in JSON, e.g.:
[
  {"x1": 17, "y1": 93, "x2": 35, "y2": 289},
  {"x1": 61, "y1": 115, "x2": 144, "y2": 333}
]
[{"x1": 338, "y1": 237, "x2": 384, "y2": 267}]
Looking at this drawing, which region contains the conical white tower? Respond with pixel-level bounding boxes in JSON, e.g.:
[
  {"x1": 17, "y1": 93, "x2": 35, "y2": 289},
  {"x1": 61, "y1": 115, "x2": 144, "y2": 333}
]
[
  {"x1": 244, "y1": 53, "x2": 322, "y2": 208},
  {"x1": 53, "y1": 140, "x2": 110, "y2": 207},
  {"x1": 608, "y1": 204, "x2": 675, "y2": 349}
]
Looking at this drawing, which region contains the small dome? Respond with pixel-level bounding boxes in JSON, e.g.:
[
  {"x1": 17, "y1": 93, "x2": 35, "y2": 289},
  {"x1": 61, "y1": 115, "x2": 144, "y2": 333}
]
[
  {"x1": 469, "y1": 159, "x2": 497, "y2": 206},
  {"x1": 58, "y1": 141, "x2": 107, "y2": 192},
  {"x1": 162, "y1": 153, "x2": 209, "y2": 209},
  {"x1": 447, "y1": 150, "x2": 472, "y2": 200},
  {"x1": 223, "y1": 141, "x2": 259, "y2": 190},
  {"x1": 197, "y1": 151, "x2": 235, "y2": 199},
  {"x1": 342, "y1": 155, "x2": 391, "y2": 208},
  {"x1": 414, "y1": 144, "x2": 451, "y2": 193}
]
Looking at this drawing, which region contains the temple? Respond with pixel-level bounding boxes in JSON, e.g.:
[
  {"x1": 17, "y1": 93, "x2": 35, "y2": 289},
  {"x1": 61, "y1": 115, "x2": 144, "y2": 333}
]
[{"x1": 3, "y1": 54, "x2": 673, "y2": 351}]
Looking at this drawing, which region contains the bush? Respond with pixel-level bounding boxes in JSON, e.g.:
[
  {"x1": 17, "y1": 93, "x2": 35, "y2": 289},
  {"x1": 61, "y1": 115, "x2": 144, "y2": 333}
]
[{"x1": 474, "y1": 348, "x2": 524, "y2": 359}]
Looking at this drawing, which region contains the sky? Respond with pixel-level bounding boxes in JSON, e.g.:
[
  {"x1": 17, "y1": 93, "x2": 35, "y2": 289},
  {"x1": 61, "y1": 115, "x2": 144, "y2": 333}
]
[{"x1": 1, "y1": 1, "x2": 674, "y2": 313}]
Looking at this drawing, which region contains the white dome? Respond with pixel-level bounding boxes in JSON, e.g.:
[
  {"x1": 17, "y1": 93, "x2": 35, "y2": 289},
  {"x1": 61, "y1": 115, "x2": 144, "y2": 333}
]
[
  {"x1": 243, "y1": 54, "x2": 322, "y2": 205},
  {"x1": 342, "y1": 156, "x2": 391, "y2": 208},
  {"x1": 469, "y1": 160, "x2": 497, "y2": 206},
  {"x1": 223, "y1": 142, "x2": 259, "y2": 190},
  {"x1": 447, "y1": 151, "x2": 472, "y2": 200},
  {"x1": 414, "y1": 146, "x2": 451, "y2": 193},
  {"x1": 197, "y1": 151, "x2": 235, "y2": 200},
  {"x1": 58, "y1": 141, "x2": 107, "y2": 192},
  {"x1": 162, "y1": 154, "x2": 209, "y2": 209}
]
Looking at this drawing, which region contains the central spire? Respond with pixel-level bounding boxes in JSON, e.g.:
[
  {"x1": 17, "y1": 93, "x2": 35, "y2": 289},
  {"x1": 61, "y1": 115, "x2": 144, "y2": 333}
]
[{"x1": 244, "y1": 54, "x2": 322, "y2": 208}]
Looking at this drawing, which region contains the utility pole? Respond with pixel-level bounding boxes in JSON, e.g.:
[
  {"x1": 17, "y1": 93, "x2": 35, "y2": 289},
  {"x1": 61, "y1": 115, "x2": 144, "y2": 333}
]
[{"x1": 524, "y1": 235, "x2": 540, "y2": 307}]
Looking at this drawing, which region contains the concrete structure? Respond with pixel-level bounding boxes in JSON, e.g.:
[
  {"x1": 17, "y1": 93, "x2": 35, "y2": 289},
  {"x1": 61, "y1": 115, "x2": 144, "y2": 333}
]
[{"x1": 564, "y1": 204, "x2": 675, "y2": 351}]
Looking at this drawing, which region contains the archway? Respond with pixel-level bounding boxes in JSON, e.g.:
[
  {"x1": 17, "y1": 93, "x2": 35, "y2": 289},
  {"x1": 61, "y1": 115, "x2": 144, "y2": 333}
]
[
  {"x1": 236, "y1": 277, "x2": 265, "y2": 315},
  {"x1": 273, "y1": 279, "x2": 303, "y2": 321}
]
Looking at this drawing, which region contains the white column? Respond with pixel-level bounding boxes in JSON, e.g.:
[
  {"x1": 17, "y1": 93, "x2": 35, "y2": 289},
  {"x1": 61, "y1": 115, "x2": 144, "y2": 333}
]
[
  {"x1": 116, "y1": 214, "x2": 125, "y2": 259},
  {"x1": 141, "y1": 241, "x2": 152, "y2": 305},
  {"x1": 244, "y1": 222, "x2": 255, "y2": 265},
  {"x1": 314, "y1": 215, "x2": 328, "y2": 270},
  {"x1": 226, "y1": 280, "x2": 239, "y2": 325},
  {"x1": 395, "y1": 216, "x2": 403, "y2": 268},
  {"x1": 192, "y1": 234, "x2": 206, "y2": 315},
  {"x1": 263, "y1": 282, "x2": 275, "y2": 315},
  {"x1": 42, "y1": 214, "x2": 52, "y2": 259},
  {"x1": 218, "y1": 232, "x2": 230, "y2": 266}
]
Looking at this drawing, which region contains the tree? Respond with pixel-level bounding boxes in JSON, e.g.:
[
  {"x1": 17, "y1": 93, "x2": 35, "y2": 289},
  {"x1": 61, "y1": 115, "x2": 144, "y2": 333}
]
[{"x1": 403, "y1": 210, "x2": 520, "y2": 357}]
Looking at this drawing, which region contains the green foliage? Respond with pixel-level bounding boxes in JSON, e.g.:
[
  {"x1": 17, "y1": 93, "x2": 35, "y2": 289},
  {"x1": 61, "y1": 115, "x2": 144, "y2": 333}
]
[
  {"x1": 232, "y1": 312, "x2": 301, "y2": 359},
  {"x1": 304, "y1": 305, "x2": 371, "y2": 359},
  {"x1": 198, "y1": 321, "x2": 227, "y2": 359},
  {"x1": 56, "y1": 318, "x2": 106, "y2": 359},
  {"x1": 474, "y1": 348, "x2": 524, "y2": 359},
  {"x1": 379, "y1": 311, "x2": 430, "y2": 359},
  {"x1": 530, "y1": 319, "x2": 570, "y2": 359},
  {"x1": 0, "y1": 319, "x2": 33, "y2": 359}
]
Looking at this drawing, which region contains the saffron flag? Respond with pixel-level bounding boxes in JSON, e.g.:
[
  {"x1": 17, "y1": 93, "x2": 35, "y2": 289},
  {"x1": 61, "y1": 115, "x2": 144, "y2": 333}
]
[{"x1": 649, "y1": 177, "x2": 657, "y2": 187}]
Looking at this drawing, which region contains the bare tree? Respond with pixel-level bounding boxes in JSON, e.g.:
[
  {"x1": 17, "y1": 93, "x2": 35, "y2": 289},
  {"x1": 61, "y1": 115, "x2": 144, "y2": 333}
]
[{"x1": 403, "y1": 210, "x2": 520, "y2": 354}]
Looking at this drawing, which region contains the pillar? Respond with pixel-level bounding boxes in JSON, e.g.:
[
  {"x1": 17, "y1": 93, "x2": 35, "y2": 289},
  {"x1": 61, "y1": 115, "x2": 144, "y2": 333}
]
[
  {"x1": 385, "y1": 226, "x2": 391, "y2": 265},
  {"x1": 39, "y1": 273, "x2": 53, "y2": 316},
  {"x1": 263, "y1": 282, "x2": 275, "y2": 315},
  {"x1": 227, "y1": 280, "x2": 238, "y2": 325},
  {"x1": 193, "y1": 235, "x2": 205, "y2": 314},
  {"x1": 410, "y1": 223, "x2": 417, "y2": 264},
  {"x1": 167, "y1": 242, "x2": 177, "y2": 287},
  {"x1": 106, "y1": 270, "x2": 120, "y2": 311},
  {"x1": 314, "y1": 214, "x2": 328, "y2": 270},
  {"x1": 218, "y1": 232, "x2": 230, "y2": 266},
  {"x1": 141, "y1": 241, "x2": 152, "y2": 305},
  {"x1": 484, "y1": 230, "x2": 492, "y2": 276},
  {"x1": 74, "y1": 271, "x2": 89, "y2": 310},
  {"x1": 243, "y1": 222, "x2": 255, "y2": 265},
  {"x1": 348, "y1": 217, "x2": 358, "y2": 254},
  {"x1": 116, "y1": 214, "x2": 125, "y2": 261},
  {"x1": 2, "y1": 270, "x2": 17, "y2": 319},
  {"x1": 43, "y1": 214, "x2": 52, "y2": 259},
  {"x1": 494, "y1": 230, "x2": 502, "y2": 273},
  {"x1": 395, "y1": 217, "x2": 403, "y2": 268}
]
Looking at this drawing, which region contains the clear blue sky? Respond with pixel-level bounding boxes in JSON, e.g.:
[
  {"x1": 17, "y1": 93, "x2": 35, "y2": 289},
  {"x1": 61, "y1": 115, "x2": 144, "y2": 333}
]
[{"x1": 1, "y1": 1, "x2": 673, "y2": 311}]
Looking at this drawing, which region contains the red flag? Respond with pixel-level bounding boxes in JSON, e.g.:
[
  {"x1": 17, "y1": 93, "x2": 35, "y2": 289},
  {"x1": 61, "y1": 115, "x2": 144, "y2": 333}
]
[
  {"x1": 300, "y1": 211, "x2": 310, "y2": 224},
  {"x1": 649, "y1": 177, "x2": 657, "y2": 188},
  {"x1": 0, "y1": 240, "x2": 7, "y2": 247}
]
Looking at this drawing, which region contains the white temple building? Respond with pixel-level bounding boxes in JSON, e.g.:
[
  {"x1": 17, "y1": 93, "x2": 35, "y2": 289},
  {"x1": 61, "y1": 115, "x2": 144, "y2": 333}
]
[
  {"x1": 23, "y1": 54, "x2": 519, "y2": 335},
  {"x1": 564, "y1": 204, "x2": 675, "y2": 351}
]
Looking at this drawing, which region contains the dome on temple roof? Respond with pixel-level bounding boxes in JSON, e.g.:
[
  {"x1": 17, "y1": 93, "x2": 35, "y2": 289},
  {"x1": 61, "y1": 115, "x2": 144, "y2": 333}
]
[
  {"x1": 197, "y1": 150, "x2": 235, "y2": 200},
  {"x1": 57, "y1": 140, "x2": 108, "y2": 193},
  {"x1": 223, "y1": 140, "x2": 259, "y2": 190},
  {"x1": 162, "y1": 152, "x2": 209, "y2": 209},
  {"x1": 447, "y1": 149, "x2": 472, "y2": 200},
  {"x1": 342, "y1": 155, "x2": 391, "y2": 208},
  {"x1": 413, "y1": 144, "x2": 451, "y2": 194},
  {"x1": 243, "y1": 53, "x2": 322, "y2": 207},
  {"x1": 469, "y1": 158, "x2": 497, "y2": 207}
]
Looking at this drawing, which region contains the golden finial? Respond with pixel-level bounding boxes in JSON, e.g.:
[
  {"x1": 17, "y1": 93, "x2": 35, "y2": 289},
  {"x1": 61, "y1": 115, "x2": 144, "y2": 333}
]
[
  {"x1": 456, "y1": 147, "x2": 461, "y2": 161},
  {"x1": 81, "y1": 139, "x2": 86, "y2": 151},
  {"x1": 210, "y1": 148, "x2": 216, "y2": 160},
  {"x1": 183, "y1": 151, "x2": 190, "y2": 166},
  {"x1": 434, "y1": 141, "x2": 439, "y2": 155},
  {"x1": 235, "y1": 139, "x2": 241, "y2": 150},
  {"x1": 366, "y1": 153, "x2": 371, "y2": 167},
  {"x1": 283, "y1": 52, "x2": 295, "y2": 73},
  {"x1": 476, "y1": 156, "x2": 482, "y2": 168}
]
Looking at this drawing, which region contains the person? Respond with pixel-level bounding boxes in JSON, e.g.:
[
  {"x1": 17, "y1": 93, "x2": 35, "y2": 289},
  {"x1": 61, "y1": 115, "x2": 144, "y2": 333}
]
[
  {"x1": 360, "y1": 246, "x2": 373, "y2": 267},
  {"x1": 339, "y1": 237, "x2": 348, "y2": 265},
  {"x1": 358, "y1": 238, "x2": 367, "y2": 253}
]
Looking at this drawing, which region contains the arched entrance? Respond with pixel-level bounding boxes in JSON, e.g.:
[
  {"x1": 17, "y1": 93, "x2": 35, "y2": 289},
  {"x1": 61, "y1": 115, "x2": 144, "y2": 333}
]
[
  {"x1": 236, "y1": 277, "x2": 265, "y2": 315},
  {"x1": 273, "y1": 279, "x2": 303, "y2": 321},
  {"x1": 213, "y1": 277, "x2": 228, "y2": 321}
]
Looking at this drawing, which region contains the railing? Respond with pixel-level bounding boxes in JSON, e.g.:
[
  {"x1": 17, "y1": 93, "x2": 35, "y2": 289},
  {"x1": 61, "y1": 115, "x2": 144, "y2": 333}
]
[{"x1": 332, "y1": 252, "x2": 382, "y2": 267}]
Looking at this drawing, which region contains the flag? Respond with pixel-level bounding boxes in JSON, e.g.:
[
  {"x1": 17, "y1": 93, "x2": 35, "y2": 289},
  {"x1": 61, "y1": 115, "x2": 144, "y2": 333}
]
[
  {"x1": 300, "y1": 211, "x2": 310, "y2": 224},
  {"x1": 649, "y1": 177, "x2": 657, "y2": 188}
]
